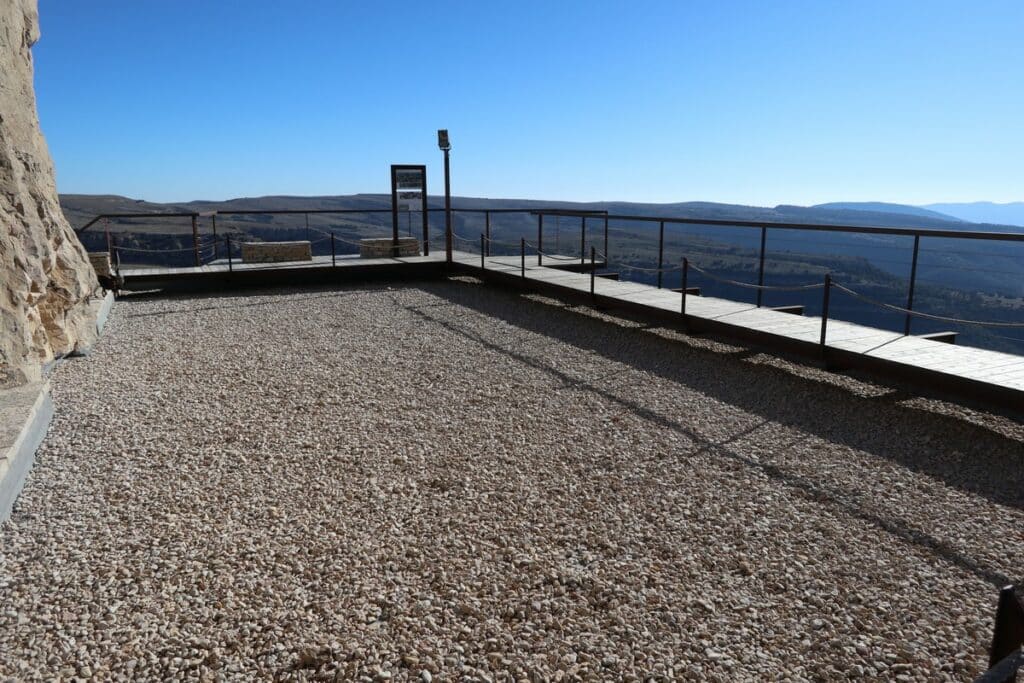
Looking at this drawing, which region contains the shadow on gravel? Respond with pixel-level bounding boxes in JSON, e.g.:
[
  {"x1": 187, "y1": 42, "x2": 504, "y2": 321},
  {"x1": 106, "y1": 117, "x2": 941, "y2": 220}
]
[{"x1": 406, "y1": 280, "x2": 1024, "y2": 588}]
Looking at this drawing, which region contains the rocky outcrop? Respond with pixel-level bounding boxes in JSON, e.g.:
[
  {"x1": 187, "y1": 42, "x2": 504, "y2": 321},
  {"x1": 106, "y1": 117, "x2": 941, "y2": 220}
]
[{"x1": 1, "y1": 0, "x2": 99, "y2": 387}]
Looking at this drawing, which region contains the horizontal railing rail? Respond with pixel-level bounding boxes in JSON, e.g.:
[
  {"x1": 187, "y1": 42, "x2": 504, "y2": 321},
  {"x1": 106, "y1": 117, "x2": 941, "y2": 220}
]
[
  {"x1": 525, "y1": 208, "x2": 1024, "y2": 341},
  {"x1": 569, "y1": 211, "x2": 1024, "y2": 242},
  {"x1": 78, "y1": 203, "x2": 1024, "y2": 347}
]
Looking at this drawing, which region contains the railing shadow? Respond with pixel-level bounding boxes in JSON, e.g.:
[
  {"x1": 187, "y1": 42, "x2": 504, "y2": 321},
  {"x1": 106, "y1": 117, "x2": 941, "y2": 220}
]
[{"x1": 403, "y1": 280, "x2": 1023, "y2": 588}]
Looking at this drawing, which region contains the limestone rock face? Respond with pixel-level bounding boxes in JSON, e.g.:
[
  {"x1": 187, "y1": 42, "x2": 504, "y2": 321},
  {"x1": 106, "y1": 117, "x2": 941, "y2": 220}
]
[{"x1": 1, "y1": 0, "x2": 99, "y2": 387}]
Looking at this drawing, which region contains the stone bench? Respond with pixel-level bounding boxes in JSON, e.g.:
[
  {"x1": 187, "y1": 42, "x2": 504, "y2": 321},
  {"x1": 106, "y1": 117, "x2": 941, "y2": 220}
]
[
  {"x1": 359, "y1": 237, "x2": 421, "y2": 258},
  {"x1": 240, "y1": 241, "x2": 312, "y2": 263}
]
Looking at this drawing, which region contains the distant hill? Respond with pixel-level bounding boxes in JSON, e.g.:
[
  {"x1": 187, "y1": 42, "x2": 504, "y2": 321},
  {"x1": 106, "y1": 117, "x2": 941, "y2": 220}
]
[
  {"x1": 62, "y1": 193, "x2": 1024, "y2": 234},
  {"x1": 812, "y1": 202, "x2": 962, "y2": 222},
  {"x1": 921, "y1": 202, "x2": 1024, "y2": 227}
]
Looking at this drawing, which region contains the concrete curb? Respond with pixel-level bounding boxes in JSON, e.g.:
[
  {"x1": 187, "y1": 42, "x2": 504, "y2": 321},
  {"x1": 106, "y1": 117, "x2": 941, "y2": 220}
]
[
  {"x1": 0, "y1": 382, "x2": 53, "y2": 522},
  {"x1": 95, "y1": 290, "x2": 114, "y2": 335},
  {"x1": 70, "y1": 291, "x2": 116, "y2": 357},
  {"x1": 0, "y1": 291, "x2": 114, "y2": 522}
]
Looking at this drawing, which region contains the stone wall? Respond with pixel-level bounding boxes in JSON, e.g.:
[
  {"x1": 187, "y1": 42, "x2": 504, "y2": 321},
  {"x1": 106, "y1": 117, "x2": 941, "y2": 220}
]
[
  {"x1": 0, "y1": 0, "x2": 99, "y2": 387},
  {"x1": 359, "y1": 238, "x2": 421, "y2": 258},
  {"x1": 240, "y1": 241, "x2": 312, "y2": 263}
]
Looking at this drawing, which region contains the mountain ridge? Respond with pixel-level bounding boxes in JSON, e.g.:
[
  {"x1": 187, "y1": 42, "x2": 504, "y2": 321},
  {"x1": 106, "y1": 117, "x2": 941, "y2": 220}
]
[
  {"x1": 60, "y1": 193, "x2": 1024, "y2": 235},
  {"x1": 812, "y1": 202, "x2": 962, "y2": 222},
  {"x1": 922, "y1": 201, "x2": 1024, "y2": 227}
]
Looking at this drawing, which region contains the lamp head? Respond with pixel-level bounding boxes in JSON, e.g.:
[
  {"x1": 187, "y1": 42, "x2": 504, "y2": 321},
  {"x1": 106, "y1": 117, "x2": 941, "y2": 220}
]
[{"x1": 437, "y1": 129, "x2": 451, "y2": 151}]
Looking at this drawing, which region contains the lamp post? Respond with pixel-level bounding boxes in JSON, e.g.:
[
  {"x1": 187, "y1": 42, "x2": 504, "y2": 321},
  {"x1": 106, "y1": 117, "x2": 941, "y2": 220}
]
[{"x1": 438, "y1": 129, "x2": 452, "y2": 263}]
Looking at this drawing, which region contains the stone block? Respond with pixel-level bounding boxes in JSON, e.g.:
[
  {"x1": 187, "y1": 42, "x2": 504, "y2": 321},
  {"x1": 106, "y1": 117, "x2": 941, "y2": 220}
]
[
  {"x1": 240, "y1": 241, "x2": 312, "y2": 263},
  {"x1": 88, "y1": 252, "x2": 112, "y2": 278},
  {"x1": 359, "y1": 238, "x2": 421, "y2": 258}
]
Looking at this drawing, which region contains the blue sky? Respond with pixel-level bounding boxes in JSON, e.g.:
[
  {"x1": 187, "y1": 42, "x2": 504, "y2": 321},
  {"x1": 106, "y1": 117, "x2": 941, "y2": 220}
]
[{"x1": 34, "y1": 1, "x2": 1024, "y2": 206}]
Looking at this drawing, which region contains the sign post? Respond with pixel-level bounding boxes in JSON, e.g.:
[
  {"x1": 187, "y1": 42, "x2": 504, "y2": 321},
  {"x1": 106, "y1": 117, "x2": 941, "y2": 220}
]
[{"x1": 390, "y1": 164, "x2": 429, "y2": 257}]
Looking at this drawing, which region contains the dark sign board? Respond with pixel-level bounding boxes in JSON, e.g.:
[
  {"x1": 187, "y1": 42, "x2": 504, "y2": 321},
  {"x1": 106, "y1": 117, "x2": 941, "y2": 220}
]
[{"x1": 390, "y1": 164, "x2": 428, "y2": 256}]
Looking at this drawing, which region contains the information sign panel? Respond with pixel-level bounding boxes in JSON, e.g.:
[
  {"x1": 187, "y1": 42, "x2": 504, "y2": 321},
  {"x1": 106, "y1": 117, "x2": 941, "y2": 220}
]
[{"x1": 390, "y1": 164, "x2": 429, "y2": 255}]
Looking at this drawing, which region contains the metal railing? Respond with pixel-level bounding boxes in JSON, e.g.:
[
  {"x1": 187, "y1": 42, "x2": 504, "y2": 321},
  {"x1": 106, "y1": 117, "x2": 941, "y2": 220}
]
[
  {"x1": 526, "y1": 208, "x2": 1024, "y2": 338},
  {"x1": 78, "y1": 203, "x2": 1024, "y2": 348}
]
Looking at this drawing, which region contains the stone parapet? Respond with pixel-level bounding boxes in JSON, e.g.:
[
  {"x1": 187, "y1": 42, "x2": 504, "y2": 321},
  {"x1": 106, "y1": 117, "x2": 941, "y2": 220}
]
[
  {"x1": 359, "y1": 238, "x2": 421, "y2": 258},
  {"x1": 88, "y1": 253, "x2": 112, "y2": 278},
  {"x1": 240, "y1": 241, "x2": 312, "y2": 263}
]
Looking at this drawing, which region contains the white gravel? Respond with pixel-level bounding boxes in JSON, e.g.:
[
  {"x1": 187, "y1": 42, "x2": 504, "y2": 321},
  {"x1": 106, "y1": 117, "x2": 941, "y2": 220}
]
[{"x1": 1, "y1": 278, "x2": 1022, "y2": 681}]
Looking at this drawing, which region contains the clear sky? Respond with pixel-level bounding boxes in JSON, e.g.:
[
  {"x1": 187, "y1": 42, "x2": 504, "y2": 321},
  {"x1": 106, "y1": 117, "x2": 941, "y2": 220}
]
[{"x1": 33, "y1": 0, "x2": 1024, "y2": 206}]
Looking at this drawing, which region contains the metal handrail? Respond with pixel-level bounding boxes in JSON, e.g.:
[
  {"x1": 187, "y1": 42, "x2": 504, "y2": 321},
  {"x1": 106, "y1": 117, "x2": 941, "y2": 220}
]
[
  {"x1": 77, "y1": 204, "x2": 1024, "y2": 342},
  {"x1": 78, "y1": 205, "x2": 1024, "y2": 242},
  {"x1": 564, "y1": 211, "x2": 1024, "y2": 243}
]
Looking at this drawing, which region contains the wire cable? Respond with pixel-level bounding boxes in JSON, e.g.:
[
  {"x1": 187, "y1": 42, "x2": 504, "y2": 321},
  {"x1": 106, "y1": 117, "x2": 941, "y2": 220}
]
[
  {"x1": 830, "y1": 281, "x2": 1024, "y2": 328},
  {"x1": 687, "y1": 262, "x2": 825, "y2": 291}
]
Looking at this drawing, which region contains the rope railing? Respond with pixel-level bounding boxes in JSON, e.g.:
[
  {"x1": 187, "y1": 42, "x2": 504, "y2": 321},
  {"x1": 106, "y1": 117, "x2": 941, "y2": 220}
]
[
  {"x1": 332, "y1": 235, "x2": 365, "y2": 248},
  {"x1": 451, "y1": 232, "x2": 480, "y2": 246},
  {"x1": 112, "y1": 241, "x2": 218, "y2": 254},
  {"x1": 830, "y1": 281, "x2": 1024, "y2": 328},
  {"x1": 481, "y1": 234, "x2": 530, "y2": 249},
  {"x1": 304, "y1": 226, "x2": 374, "y2": 247},
  {"x1": 613, "y1": 261, "x2": 685, "y2": 274},
  {"x1": 686, "y1": 261, "x2": 825, "y2": 291}
]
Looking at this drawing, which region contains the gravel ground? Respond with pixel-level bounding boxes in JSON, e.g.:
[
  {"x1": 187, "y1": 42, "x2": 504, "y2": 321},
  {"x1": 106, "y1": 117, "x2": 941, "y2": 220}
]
[{"x1": 1, "y1": 278, "x2": 1022, "y2": 682}]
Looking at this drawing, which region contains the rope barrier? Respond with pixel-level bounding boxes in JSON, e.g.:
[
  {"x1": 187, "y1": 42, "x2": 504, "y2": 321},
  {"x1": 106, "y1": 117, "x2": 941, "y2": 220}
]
[
  {"x1": 451, "y1": 233, "x2": 479, "y2": 245},
  {"x1": 303, "y1": 226, "x2": 378, "y2": 248},
  {"x1": 687, "y1": 262, "x2": 826, "y2": 291},
  {"x1": 334, "y1": 237, "x2": 365, "y2": 248},
  {"x1": 613, "y1": 261, "x2": 684, "y2": 274},
  {"x1": 482, "y1": 234, "x2": 531, "y2": 248},
  {"x1": 113, "y1": 242, "x2": 217, "y2": 253},
  {"x1": 830, "y1": 281, "x2": 1024, "y2": 328}
]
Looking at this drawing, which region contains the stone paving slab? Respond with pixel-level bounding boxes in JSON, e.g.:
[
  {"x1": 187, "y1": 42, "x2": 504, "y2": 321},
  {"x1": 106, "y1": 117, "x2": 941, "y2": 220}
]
[{"x1": 0, "y1": 381, "x2": 52, "y2": 521}]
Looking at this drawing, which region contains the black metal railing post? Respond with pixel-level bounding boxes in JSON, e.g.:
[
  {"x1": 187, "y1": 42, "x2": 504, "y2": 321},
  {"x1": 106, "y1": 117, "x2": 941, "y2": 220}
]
[
  {"x1": 226, "y1": 235, "x2": 233, "y2": 273},
  {"x1": 331, "y1": 233, "x2": 336, "y2": 267},
  {"x1": 485, "y1": 210, "x2": 491, "y2": 257},
  {"x1": 820, "y1": 273, "x2": 832, "y2": 348},
  {"x1": 590, "y1": 246, "x2": 596, "y2": 296},
  {"x1": 657, "y1": 221, "x2": 665, "y2": 289},
  {"x1": 104, "y1": 219, "x2": 112, "y2": 261},
  {"x1": 537, "y1": 213, "x2": 543, "y2": 266},
  {"x1": 520, "y1": 238, "x2": 526, "y2": 278},
  {"x1": 756, "y1": 226, "x2": 767, "y2": 307},
  {"x1": 304, "y1": 212, "x2": 310, "y2": 242},
  {"x1": 480, "y1": 234, "x2": 485, "y2": 269},
  {"x1": 603, "y1": 212, "x2": 609, "y2": 265},
  {"x1": 989, "y1": 584, "x2": 1024, "y2": 678},
  {"x1": 111, "y1": 235, "x2": 120, "y2": 277},
  {"x1": 681, "y1": 258, "x2": 688, "y2": 318},
  {"x1": 191, "y1": 214, "x2": 200, "y2": 267},
  {"x1": 580, "y1": 216, "x2": 587, "y2": 266},
  {"x1": 904, "y1": 234, "x2": 920, "y2": 335},
  {"x1": 444, "y1": 149, "x2": 452, "y2": 264},
  {"x1": 212, "y1": 214, "x2": 218, "y2": 260}
]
